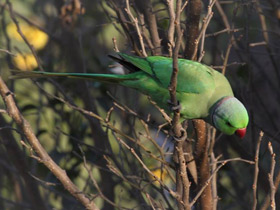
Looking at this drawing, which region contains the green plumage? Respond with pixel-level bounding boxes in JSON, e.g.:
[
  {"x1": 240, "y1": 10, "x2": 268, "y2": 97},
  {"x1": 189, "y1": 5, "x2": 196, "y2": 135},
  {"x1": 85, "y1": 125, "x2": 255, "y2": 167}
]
[{"x1": 11, "y1": 53, "x2": 249, "y2": 136}]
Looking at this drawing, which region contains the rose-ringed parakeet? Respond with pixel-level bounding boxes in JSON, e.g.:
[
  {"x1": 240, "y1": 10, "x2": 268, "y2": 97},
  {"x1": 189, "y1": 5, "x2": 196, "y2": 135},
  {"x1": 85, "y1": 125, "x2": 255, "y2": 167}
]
[{"x1": 11, "y1": 53, "x2": 249, "y2": 137}]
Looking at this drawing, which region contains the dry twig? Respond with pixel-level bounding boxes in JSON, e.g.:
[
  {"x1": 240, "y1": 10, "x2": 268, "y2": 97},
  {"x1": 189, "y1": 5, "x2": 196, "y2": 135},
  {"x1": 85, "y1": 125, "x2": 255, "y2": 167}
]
[
  {"x1": 268, "y1": 142, "x2": 276, "y2": 210},
  {"x1": 112, "y1": 37, "x2": 120, "y2": 52},
  {"x1": 125, "y1": 0, "x2": 147, "y2": 57},
  {"x1": 168, "y1": 1, "x2": 191, "y2": 209},
  {"x1": 198, "y1": 0, "x2": 216, "y2": 62},
  {"x1": 6, "y1": 0, "x2": 43, "y2": 71},
  {"x1": 166, "y1": 0, "x2": 175, "y2": 50},
  {"x1": 0, "y1": 48, "x2": 16, "y2": 56},
  {"x1": 0, "y1": 77, "x2": 99, "y2": 210},
  {"x1": 252, "y1": 131, "x2": 264, "y2": 210},
  {"x1": 115, "y1": 136, "x2": 179, "y2": 200},
  {"x1": 191, "y1": 0, "x2": 217, "y2": 61},
  {"x1": 135, "y1": 0, "x2": 161, "y2": 55}
]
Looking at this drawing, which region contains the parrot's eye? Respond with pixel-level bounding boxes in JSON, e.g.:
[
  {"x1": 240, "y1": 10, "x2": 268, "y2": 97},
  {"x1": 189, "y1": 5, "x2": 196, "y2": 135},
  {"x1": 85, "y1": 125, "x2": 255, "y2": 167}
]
[{"x1": 226, "y1": 121, "x2": 233, "y2": 127}]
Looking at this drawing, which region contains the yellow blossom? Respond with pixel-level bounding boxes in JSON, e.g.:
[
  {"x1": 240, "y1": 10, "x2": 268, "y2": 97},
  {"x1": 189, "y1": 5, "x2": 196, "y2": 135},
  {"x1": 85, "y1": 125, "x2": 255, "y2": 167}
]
[
  {"x1": 7, "y1": 23, "x2": 48, "y2": 50},
  {"x1": 151, "y1": 168, "x2": 171, "y2": 186},
  {"x1": 13, "y1": 53, "x2": 38, "y2": 71}
]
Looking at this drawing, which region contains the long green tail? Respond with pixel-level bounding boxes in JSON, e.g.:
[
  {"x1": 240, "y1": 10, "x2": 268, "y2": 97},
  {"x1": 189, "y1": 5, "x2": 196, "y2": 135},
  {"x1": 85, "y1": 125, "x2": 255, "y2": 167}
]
[{"x1": 10, "y1": 71, "x2": 139, "y2": 84}]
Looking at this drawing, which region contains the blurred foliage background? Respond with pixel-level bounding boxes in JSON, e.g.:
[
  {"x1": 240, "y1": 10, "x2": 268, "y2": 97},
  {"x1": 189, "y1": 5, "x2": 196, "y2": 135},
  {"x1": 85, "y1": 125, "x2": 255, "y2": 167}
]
[{"x1": 0, "y1": 0, "x2": 280, "y2": 210}]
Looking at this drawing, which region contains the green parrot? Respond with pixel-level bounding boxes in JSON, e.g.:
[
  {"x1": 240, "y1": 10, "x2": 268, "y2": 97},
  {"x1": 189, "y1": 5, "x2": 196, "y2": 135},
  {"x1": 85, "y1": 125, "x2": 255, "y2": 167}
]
[{"x1": 11, "y1": 53, "x2": 249, "y2": 138}]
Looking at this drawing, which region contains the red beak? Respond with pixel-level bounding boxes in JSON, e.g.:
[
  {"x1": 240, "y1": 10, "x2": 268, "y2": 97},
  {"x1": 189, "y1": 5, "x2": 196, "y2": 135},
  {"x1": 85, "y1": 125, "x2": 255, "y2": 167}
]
[{"x1": 235, "y1": 128, "x2": 247, "y2": 138}]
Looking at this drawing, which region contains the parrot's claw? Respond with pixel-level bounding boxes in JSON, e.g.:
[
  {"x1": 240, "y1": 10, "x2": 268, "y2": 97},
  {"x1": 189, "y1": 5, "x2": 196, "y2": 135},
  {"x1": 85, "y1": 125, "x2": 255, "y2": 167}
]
[{"x1": 167, "y1": 100, "x2": 181, "y2": 112}]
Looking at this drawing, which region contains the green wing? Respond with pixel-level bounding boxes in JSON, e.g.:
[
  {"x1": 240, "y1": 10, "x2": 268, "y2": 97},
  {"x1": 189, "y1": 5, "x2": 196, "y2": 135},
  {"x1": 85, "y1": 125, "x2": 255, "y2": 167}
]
[
  {"x1": 153, "y1": 59, "x2": 215, "y2": 94},
  {"x1": 118, "y1": 52, "x2": 163, "y2": 75},
  {"x1": 118, "y1": 53, "x2": 215, "y2": 94}
]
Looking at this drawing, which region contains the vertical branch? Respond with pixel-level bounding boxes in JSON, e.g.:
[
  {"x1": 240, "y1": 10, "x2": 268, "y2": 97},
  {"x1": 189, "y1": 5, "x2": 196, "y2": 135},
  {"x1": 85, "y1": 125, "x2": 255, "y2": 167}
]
[
  {"x1": 210, "y1": 128, "x2": 218, "y2": 210},
  {"x1": 112, "y1": 37, "x2": 120, "y2": 52},
  {"x1": 255, "y1": 0, "x2": 279, "y2": 80},
  {"x1": 252, "y1": 131, "x2": 264, "y2": 210},
  {"x1": 221, "y1": 33, "x2": 234, "y2": 75},
  {"x1": 184, "y1": 1, "x2": 215, "y2": 209},
  {"x1": 166, "y1": 0, "x2": 175, "y2": 50},
  {"x1": 198, "y1": 0, "x2": 216, "y2": 62},
  {"x1": 125, "y1": 0, "x2": 148, "y2": 57},
  {"x1": 169, "y1": 0, "x2": 183, "y2": 134},
  {"x1": 168, "y1": 1, "x2": 191, "y2": 209},
  {"x1": 191, "y1": 0, "x2": 216, "y2": 61},
  {"x1": 135, "y1": 0, "x2": 162, "y2": 55},
  {"x1": 108, "y1": 0, "x2": 142, "y2": 55},
  {"x1": 184, "y1": 0, "x2": 202, "y2": 59},
  {"x1": 137, "y1": 14, "x2": 155, "y2": 51},
  {"x1": 194, "y1": 119, "x2": 213, "y2": 210},
  {"x1": 260, "y1": 169, "x2": 280, "y2": 210},
  {"x1": 255, "y1": 0, "x2": 269, "y2": 45},
  {"x1": 210, "y1": 153, "x2": 218, "y2": 210},
  {"x1": 268, "y1": 142, "x2": 276, "y2": 210}
]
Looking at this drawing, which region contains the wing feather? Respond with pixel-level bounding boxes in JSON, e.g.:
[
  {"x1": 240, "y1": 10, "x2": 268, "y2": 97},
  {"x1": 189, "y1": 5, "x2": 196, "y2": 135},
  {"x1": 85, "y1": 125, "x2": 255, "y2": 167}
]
[{"x1": 114, "y1": 53, "x2": 216, "y2": 94}]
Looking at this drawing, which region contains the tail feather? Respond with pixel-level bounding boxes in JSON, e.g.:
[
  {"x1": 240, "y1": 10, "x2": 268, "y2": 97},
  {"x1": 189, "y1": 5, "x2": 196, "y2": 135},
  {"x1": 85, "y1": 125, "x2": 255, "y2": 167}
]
[{"x1": 9, "y1": 70, "x2": 138, "y2": 84}]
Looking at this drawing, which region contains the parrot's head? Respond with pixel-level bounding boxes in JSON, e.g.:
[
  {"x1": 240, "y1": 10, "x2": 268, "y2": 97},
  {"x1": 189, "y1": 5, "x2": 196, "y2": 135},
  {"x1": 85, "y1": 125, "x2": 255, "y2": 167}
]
[{"x1": 210, "y1": 97, "x2": 249, "y2": 138}]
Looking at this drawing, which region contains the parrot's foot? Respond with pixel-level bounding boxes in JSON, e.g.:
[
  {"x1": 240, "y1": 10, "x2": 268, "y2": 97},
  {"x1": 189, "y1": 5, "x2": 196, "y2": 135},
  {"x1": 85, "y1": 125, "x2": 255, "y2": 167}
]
[{"x1": 167, "y1": 100, "x2": 181, "y2": 112}]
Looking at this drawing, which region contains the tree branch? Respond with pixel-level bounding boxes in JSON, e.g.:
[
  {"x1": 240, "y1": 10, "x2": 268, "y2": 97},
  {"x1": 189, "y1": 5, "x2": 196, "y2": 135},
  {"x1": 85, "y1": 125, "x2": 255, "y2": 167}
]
[
  {"x1": 0, "y1": 77, "x2": 99, "y2": 210},
  {"x1": 135, "y1": 0, "x2": 162, "y2": 55},
  {"x1": 168, "y1": 1, "x2": 191, "y2": 209},
  {"x1": 125, "y1": 0, "x2": 148, "y2": 56},
  {"x1": 268, "y1": 141, "x2": 276, "y2": 210},
  {"x1": 252, "y1": 131, "x2": 264, "y2": 210}
]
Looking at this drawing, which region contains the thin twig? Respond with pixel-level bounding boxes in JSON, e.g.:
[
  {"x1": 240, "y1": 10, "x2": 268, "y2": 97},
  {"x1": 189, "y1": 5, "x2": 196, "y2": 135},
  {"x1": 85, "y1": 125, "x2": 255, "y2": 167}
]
[
  {"x1": 221, "y1": 32, "x2": 234, "y2": 75},
  {"x1": 260, "y1": 168, "x2": 280, "y2": 210},
  {"x1": 112, "y1": 37, "x2": 120, "y2": 52},
  {"x1": 252, "y1": 131, "x2": 264, "y2": 210},
  {"x1": 115, "y1": 136, "x2": 179, "y2": 201},
  {"x1": 107, "y1": 93, "x2": 169, "y2": 136},
  {"x1": 137, "y1": 13, "x2": 155, "y2": 51},
  {"x1": 249, "y1": 41, "x2": 266, "y2": 47},
  {"x1": 125, "y1": 0, "x2": 147, "y2": 57},
  {"x1": 0, "y1": 109, "x2": 8, "y2": 114},
  {"x1": 148, "y1": 97, "x2": 172, "y2": 124},
  {"x1": 210, "y1": 128, "x2": 218, "y2": 210},
  {"x1": 268, "y1": 141, "x2": 276, "y2": 210},
  {"x1": 29, "y1": 173, "x2": 58, "y2": 187},
  {"x1": 168, "y1": 1, "x2": 191, "y2": 209},
  {"x1": 166, "y1": 0, "x2": 175, "y2": 49},
  {"x1": 79, "y1": 146, "x2": 125, "y2": 209},
  {"x1": 135, "y1": 0, "x2": 161, "y2": 55},
  {"x1": 205, "y1": 28, "x2": 242, "y2": 37},
  {"x1": 213, "y1": 157, "x2": 255, "y2": 165},
  {"x1": 168, "y1": 0, "x2": 183, "y2": 135},
  {"x1": 198, "y1": 0, "x2": 216, "y2": 62},
  {"x1": 181, "y1": 0, "x2": 189, "y2": 12},
  {"x1": 190, "y1": 157, "x2": 240, "y2": 207},
  {"x1": 190, "y1": 161, "x2": 224, "y2": 206},
  {"x1": 191, "y1": 0, "x2": 217, "y2": 61},
  {"x1": 255, "y1": 0, "x2": 279, "y2": 80},
  {"x1": 0, "y1": 76, "x2": 99, "y2": 210},
  {"x1": 6, "y1": 0, "x2": 43, "y2": 71},
  {"x1": 0, "y1": 48, "x2": 16, "y2": 56},
  {"x1": 35, "y1": 83, "x2": 170, "y2": 166},
  {"x1": 145, "y1": 193, "x2": 157, "y2": 210},
  {"x1": 211, "y1": 62, "x2": 246, "y2": 70},
  {"x1": 211, "y1": 152, "x2": 218, "y2": 210}
]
